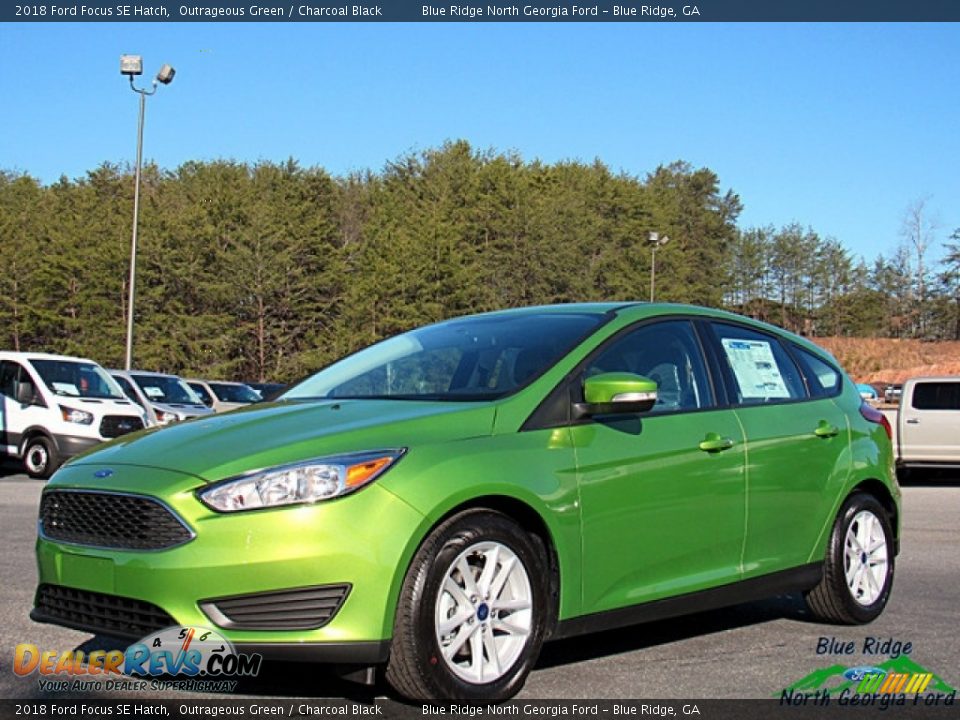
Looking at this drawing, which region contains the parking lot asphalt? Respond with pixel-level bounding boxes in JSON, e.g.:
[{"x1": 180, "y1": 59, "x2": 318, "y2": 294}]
[{"x1": 1, "y1": 465, "x2": 957, "y2": 701}]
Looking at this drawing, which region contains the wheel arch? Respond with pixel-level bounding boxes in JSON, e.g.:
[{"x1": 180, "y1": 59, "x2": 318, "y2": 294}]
[
  {"x1": 851, "y1": 478, "x2": 900, "y2": 555},
  {"x1": 386, "y1": 493, "x2": 563, "y2": 641},
  {"x1": 18, "y1": 425, "x2": 57, "y2": 456}
]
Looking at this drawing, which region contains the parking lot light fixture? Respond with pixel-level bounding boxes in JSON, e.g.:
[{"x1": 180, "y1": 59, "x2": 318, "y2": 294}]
[
  {"x1": 648, "y1": 231, "x2": 670, "y2": 302},
  {"x1": 121, "y1": 55, "x2": 175, "y2": 370}
]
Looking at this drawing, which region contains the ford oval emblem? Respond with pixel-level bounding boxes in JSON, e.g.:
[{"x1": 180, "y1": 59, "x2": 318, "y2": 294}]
[{"x1": 93, "y1": 469, "x2": 114, "y2": 478}]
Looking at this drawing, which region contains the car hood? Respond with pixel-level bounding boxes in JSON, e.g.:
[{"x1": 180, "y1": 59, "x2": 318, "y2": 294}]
[
  {"x1": 64, "y1": 399, "x2": 497, "y2": 482},
  {"x1": 151, "y1": 401, "x2": 212, "y2": 416}
]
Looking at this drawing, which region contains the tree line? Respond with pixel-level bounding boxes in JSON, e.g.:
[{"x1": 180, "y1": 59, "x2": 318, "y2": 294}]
[{"x1": 1, "y1": 141, "x2": 957, "y2": 382}]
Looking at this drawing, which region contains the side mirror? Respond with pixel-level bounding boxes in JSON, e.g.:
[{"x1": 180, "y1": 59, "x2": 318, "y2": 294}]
[
  {"x1": 15, "y1": 382, "x2": 41, "y2": 407},
  {"x1": 574, "y1": 372, "x2": 658, "y2": 418}
]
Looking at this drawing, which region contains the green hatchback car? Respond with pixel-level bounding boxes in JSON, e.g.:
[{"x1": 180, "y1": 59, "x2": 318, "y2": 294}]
[{"x1": 33, "y1": 303, "x2": 899, "y2": 700}]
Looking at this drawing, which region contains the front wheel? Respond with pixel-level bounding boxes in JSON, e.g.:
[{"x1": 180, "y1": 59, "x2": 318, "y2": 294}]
[
  {"x1": 386, "y1": 510, "x2": 549, "y2": 701},
  {"x1": 23, "y1": 436, "x2": 60, "y2": 479},
  {"x1": 805, "y1": 493, "x2": 895, "y2": 624}
]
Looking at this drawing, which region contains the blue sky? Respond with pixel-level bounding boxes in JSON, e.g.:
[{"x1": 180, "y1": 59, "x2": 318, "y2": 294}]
[{"x1": 1, "y1": 22, "x2": 958, "y2": 263}]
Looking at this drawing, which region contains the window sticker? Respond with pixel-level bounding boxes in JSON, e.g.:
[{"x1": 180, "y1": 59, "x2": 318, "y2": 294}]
[
  {"x1": 142, "y1": 385, "x2": 165, "y2": 399},
  {"x1": 52, "y1": 382, "x2": 79, "y2": 396},
  {"x1": 721, "y1": 338, "x2": 790, "y2": 399}
]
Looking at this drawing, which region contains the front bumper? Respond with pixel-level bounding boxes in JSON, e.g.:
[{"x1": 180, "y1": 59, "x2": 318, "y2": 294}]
[
  {"x1": 34, "y1": 462, "x2": 425, "y2": 659},
  {"x1": 53, "y1": 434, "x2": 101, "y2": 459}
]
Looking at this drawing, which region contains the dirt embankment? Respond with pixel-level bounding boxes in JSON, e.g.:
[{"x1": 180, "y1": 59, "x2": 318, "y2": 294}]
[{"x1": 813, "y1": 337, "x2": 960, "y2": 384}]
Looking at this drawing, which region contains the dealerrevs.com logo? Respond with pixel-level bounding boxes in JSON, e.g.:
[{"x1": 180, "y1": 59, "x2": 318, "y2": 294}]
[{"x1": 13, "y1": 626, "x2": 262, "y2": 693}]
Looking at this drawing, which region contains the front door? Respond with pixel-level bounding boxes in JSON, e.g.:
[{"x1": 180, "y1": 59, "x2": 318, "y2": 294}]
[{"x1": 572, "y1": 319, "x2": 747, "y2": 615}]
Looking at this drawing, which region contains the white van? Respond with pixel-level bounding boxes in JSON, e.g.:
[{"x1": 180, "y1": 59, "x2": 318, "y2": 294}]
[{"x1": 0, "y1": 352, "x2": 149, "y2": 478}]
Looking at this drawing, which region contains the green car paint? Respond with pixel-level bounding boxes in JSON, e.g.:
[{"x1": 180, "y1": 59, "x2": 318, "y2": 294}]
[{"x1": 33, "y1": 302, "x2": 900, "y2": 700}]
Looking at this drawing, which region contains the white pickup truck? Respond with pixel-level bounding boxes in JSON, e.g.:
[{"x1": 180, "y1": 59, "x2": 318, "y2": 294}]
[{"x1": 880, "y1": 376, "x2": 960, "y2": 471}]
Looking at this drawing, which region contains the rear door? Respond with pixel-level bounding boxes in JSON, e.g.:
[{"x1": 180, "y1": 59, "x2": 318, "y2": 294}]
[
  {"x1": 705, "y1": 322, "x2": 850, "y2": 578},
  {"x1": 900, "y1": 381, "x2": 960, "y2": 462}
]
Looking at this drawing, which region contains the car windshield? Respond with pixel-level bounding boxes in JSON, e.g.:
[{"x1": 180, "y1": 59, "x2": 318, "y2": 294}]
[
  {"x1": 283, "y1": 312, "x2": 604, "y2": 402},
  {"x1": 131, "y1": 374, "x2": 203, "y2": 404},
  {"x1": 29, "y1": 359, "x2": 126, "y2": 400},
  {"x1": 210, "y1": 383, "x2": 261, "y2": 403}
]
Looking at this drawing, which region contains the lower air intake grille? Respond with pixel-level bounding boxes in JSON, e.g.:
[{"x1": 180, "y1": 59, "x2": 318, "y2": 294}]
[
  {"x1": 33, "y1": 584, "x2": 176, "y2": 640},
  {"x1": 200, "y1": 584, "x2": 351, "y2": 630}
]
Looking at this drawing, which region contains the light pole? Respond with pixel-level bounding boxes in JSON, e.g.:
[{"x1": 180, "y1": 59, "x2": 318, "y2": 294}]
[
  {"x1": 648, "y1": 231, "x2": 670, "y2": 302},
  {"x1": 121, "y1": 55, "x2": 175, "y2": 370}
]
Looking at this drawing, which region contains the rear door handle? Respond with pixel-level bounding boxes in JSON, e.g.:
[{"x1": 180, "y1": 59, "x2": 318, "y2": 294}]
[
  {"x1": 699, "y1": 433, "x2": 735, "y2": 452},
  {"x1": 905, "y1": 419, "x2": 919, "y2": 424},
  {"x1": 814, "y1": 421, "x2": 840, "y2": 438}
]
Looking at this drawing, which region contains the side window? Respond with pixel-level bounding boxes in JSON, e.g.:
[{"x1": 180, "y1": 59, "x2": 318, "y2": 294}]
[
  {"x1": 912, "y1": 382, "x2": 960, "y2": 411},
  {"x1": 0, "y1": 362, "x2": 35, "y2": 400},
  {"x1": 114, "y1": 376, "x2": 144, "y2": 408},
  {"x1": 584, "y1": 320, "x2": 714, "y2": 413},
  {"x1": 710, "y1": 323, "x2": 806, "y2": 404},
  {"x1": 190, "y1": 383, "x2": 213, "y2": 405},
  {"x1": 0, "y1": 362, "x2": 17, "y2": 398},
  {"x1": 792, "y1": 345, "x2": 842, "y2": 397}
]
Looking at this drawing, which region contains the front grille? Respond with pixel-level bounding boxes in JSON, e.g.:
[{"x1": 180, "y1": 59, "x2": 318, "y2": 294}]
[
  {"x1": 201, "y1": 584, "x2": 351, "y2": 630},
  {"x1": 99, "y1": 415, "x2": 145, "y2": 439},
  {"x1": 40, "y1": 490, "x2": 193, "y2": 550},
  {"x1": 33, "y1": 584, "x2": 175, "y2": 640}
]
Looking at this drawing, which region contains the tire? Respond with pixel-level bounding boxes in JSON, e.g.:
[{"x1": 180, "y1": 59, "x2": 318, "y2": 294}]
[
  {"x1": 386, "y1": 509, "x2": 550, "y2": 702},
  {"x1": 805, "y1": 493, "x2": 895, "y2": 624},
  {"x1": 22, "y1": 436, "x2": 60, "y2": 479}
]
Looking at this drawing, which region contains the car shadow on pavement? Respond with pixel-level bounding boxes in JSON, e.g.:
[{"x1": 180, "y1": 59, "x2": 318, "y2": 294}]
[
  {"x1": 76, "y1": 635, "x2": 389, "y2": 701},
  {"x1": 77, "y1": 594, "x2": 811, "y2": 701},
  {"x1": 896, "y1": 468, "x2": 960, "y2": 486},
  {"x1": 536, "y1": 593, "x2": 810, "y2": 670},
  {"x1": 0, "y1": 460, "x2": 31, "y2": 478}
]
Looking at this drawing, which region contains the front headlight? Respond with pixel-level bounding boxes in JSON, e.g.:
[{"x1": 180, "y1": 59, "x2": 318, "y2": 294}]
[
  {"x1": 155, "y1": 410, "x2": 178, "y2": 425},
  {"x1": 199, "y1": 449, "x2": 405, "y2": 513},
  {"x1": 59, "y1": 405, "x2": 94, "y2": 425}
]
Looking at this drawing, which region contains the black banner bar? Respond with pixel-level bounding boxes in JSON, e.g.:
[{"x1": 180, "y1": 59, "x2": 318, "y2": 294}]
[
  {"x1": 2, "y1": 698, "x2": 959, "y2": 720},
  {"x1": 4, "y1": 1, "x2": 960, "y2": 23}
]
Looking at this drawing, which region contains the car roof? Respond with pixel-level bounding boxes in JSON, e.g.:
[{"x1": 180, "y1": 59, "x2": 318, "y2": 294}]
[
  {"x1": 186, "y1": 378, "x2": 247, "y2": 386},
  {"x1": 109, "y1": 369, "x2": 182, "y2": 379},
  {"x1": 0, "y1": 350, "x2": 99, "y2": 364}
]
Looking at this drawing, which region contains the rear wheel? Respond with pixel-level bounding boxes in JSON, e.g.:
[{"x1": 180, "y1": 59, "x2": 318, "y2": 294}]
[
  {"x1": 805, "y1": 493, "x2": 894, "y2": 624},
  {"x1": 386, "y1": 510, "x2": 549, "y2": 701},
  {"x1": 22, "y1": 436, "x2": 60, "y2": 479}
]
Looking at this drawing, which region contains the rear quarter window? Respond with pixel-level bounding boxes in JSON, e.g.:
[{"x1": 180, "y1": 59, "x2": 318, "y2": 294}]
[{"x1": 791, "y1": 345, "x2": 843, "y2": 398}]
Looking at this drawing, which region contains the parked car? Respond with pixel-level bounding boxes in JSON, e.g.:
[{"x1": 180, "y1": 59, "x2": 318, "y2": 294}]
[
  {"x1": 884, "y1": 383, "x2": 903, "y2": 403},
  {"x1": 247, "y1": 382, "x2": 287, "y2": 400},
  {"x1": 856, "y1": 383, "x2": 878, "y2": 400},
  {"x1": 186, "y1": 379, "x2": 262, "y2": 412},
  {"x1": 0, "y1": 351, "x2": 146, "y2": 478},
  {"x1": 33, "y1": 304, "x2": 899, "y2": 700},
  {"x1": 109, "y1": 369, "x2": 213, "y2": 426},
  {"x1": 879, "y1": 376, "x2": 960, "y2": 472}
]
